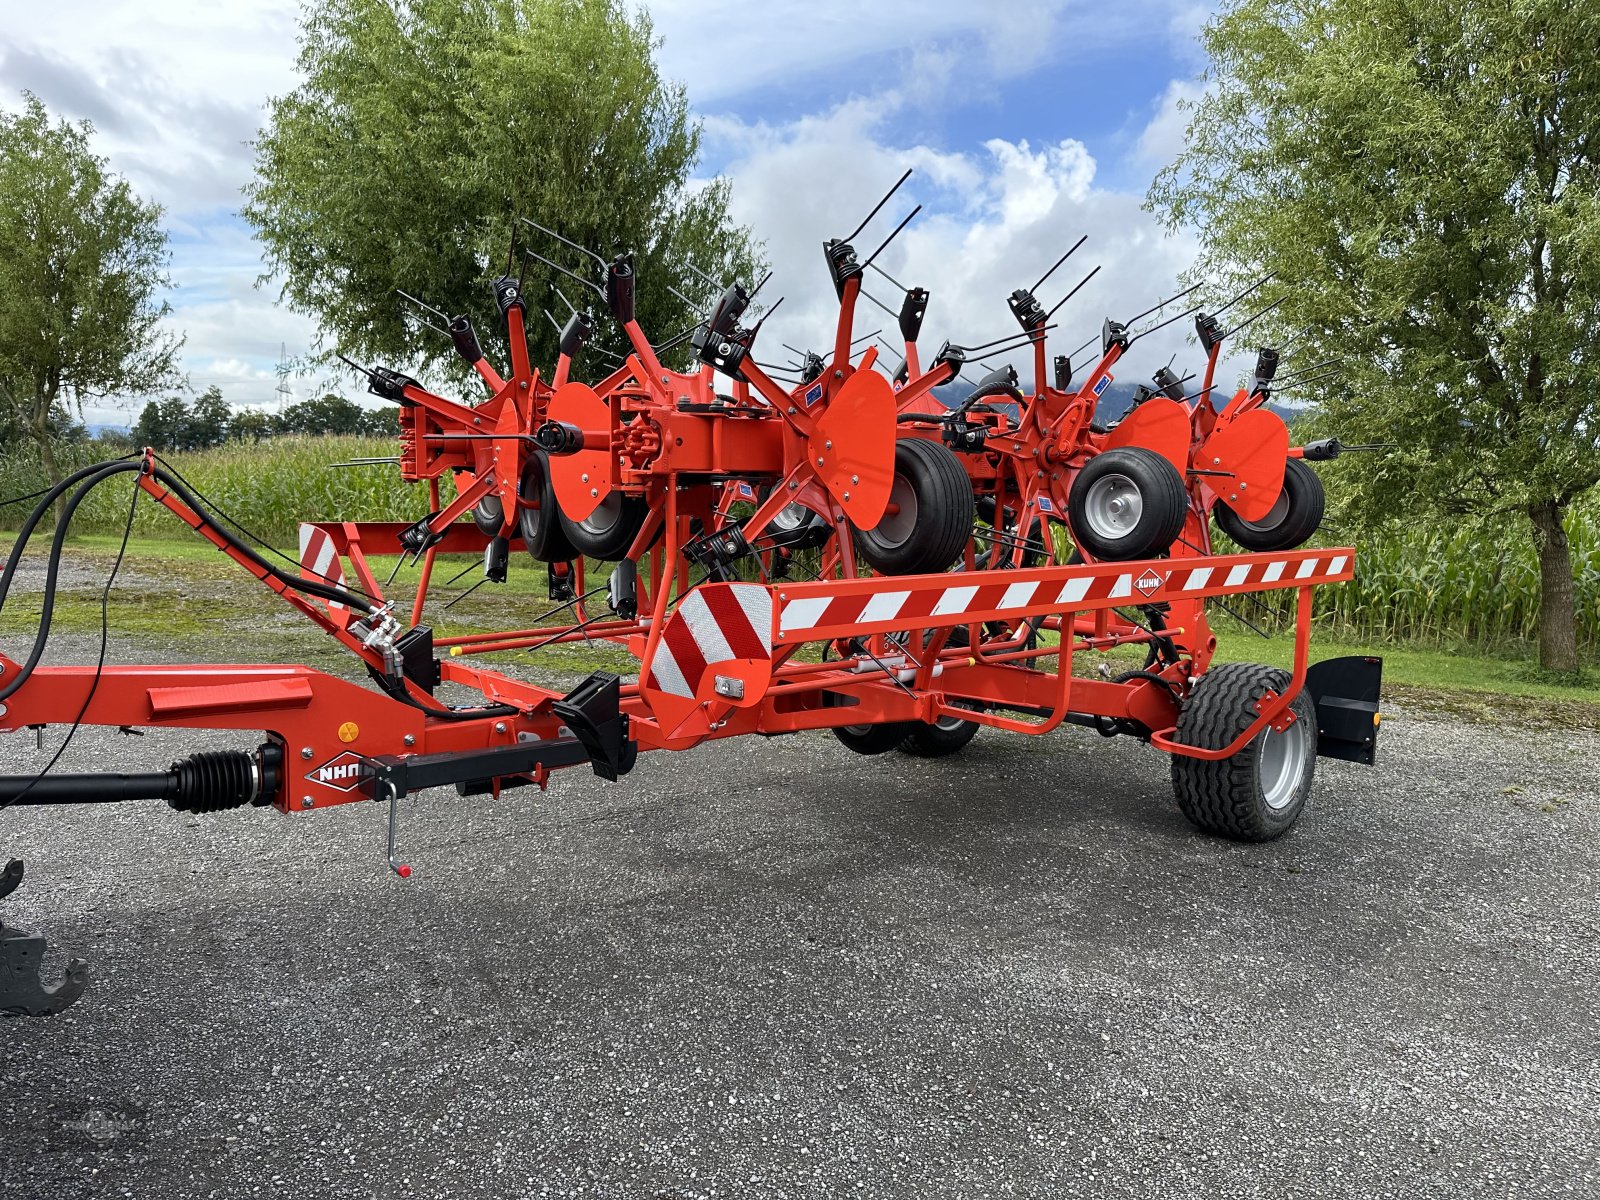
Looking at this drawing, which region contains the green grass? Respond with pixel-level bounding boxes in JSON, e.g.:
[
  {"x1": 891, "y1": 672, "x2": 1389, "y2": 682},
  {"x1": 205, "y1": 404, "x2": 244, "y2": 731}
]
[
  {"x1": 3, "y1": 536, "x2": 1593, "y2": 724},
  {"x1": 1215, "y1": 630, "x2": 1597, "y2": 707}
]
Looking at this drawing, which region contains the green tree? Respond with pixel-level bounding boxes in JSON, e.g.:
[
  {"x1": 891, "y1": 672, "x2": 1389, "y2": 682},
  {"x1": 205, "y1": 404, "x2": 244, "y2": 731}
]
[
  {"x1": 230, "y1": 410, "x2": 275, "y2": 442},
  {"x1": 276, "y1": 393, "x2": 367, "y2": 436},
  {"x1": 1148, "y1": 0, "x2": 1600, "y2": 673},
  {"x1": 0, "y1": 94, "x2": 181, "y2": 501},
  {"x1": 187, "y1": 386, "x2": 232, "y2": 450},
  {"x1": 133, "y1": 396, "x2": 181, "y2": 450},
  {"x1": 244, "y1": 0, "x2": 761, "y2": 381}
]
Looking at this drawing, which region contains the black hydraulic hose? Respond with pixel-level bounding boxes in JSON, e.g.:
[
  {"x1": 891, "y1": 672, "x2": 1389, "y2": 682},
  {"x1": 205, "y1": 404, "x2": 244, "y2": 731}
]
[
  {"x1": 0, "y1": 459, "x2": 139, "y2": 614},
  {"x1": 0, "y1": 462, "x2": 140, "y2": 705},
  {"x1": 0, "y1": 458, "x2": 514, "y2": 724},
  {"x1": 147, "y1": 466, "x2": 377, "y2": 614}
]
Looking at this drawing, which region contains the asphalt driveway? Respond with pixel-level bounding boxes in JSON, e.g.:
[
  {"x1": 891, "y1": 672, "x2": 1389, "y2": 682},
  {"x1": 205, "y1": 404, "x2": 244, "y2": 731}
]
[{"x1": 1, "y1": 662, "x2": 1596, "y2": 1198}]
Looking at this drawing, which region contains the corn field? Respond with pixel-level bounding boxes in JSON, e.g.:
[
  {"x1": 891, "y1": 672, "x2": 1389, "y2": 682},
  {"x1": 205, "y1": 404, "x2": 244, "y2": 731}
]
[
  {"x1": 1, "y1": 437, "x2": 1595, "y2": 657},
  {"x1": 0, "y1": 437, "x2": 433, "y2": 543},
  {"x1": 1222, "y1": 506, "x2": 1600, "y2": 657}
]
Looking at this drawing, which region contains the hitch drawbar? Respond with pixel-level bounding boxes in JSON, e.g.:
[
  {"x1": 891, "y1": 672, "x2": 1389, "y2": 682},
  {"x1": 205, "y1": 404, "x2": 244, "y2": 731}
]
[{"x1": 0, "y1": 860, "x2": 87, "y2": 1017}]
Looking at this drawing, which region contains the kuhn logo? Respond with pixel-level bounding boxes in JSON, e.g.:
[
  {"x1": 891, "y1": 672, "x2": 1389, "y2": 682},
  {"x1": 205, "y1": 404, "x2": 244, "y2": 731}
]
[
  {"x1": 1134, "y1": 568, "x2": 1165, "y2": 597},
  {"x1": 306, "y1": 751, "x2": 371, "y2": 793}
]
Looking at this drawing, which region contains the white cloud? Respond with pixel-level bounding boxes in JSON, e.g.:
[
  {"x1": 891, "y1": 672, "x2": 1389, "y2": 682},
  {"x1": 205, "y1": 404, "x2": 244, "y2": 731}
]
[
  {"x1": 703, "y1": 94, "x2": 1235, "y2": 399},
  {"x1": 1135, "y1": 78, "x2": 1207, "y2": 167},
  {"x1": 6, "y1": 0, "x2": 1237, "y2": 427}
]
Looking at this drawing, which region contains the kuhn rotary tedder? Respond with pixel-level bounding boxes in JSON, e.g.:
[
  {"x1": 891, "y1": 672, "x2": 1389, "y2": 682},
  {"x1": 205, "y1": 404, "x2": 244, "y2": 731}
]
[{"x1": 0, "y1": 173, "x2": 1381, "y2": 1016}]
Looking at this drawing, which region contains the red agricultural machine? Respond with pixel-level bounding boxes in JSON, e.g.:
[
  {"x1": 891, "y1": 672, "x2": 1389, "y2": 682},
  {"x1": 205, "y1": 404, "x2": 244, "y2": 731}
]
[{"x1": 0, "y1": 178, "x2": 1382, "y2": 1017}]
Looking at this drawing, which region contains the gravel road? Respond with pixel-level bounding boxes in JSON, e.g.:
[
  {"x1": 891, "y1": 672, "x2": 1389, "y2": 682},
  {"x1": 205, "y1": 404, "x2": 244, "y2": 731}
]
[{"x1": 0, "y1": 636, "x2": 1596, "y2": 1199}]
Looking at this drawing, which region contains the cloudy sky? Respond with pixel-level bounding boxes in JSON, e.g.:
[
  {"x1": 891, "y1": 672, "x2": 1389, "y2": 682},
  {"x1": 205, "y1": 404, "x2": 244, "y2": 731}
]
[{"x1": 2, "y1": 0, "x2": 1222, "y2": 424}]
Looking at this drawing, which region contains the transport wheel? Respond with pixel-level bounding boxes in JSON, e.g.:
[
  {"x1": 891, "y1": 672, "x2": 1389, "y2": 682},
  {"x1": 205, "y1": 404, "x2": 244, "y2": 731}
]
[
  {"x1": 1067, "y1": 447, "x2": 1188, "y2": 562},
  {"x1": 518, "y1": 452, "x2": 578, "y2": 563},
  {"x1": 855, "y1": 439, "x2": 976, "y2": 575},
  {"x1": 898, "y1": 702, "x2": 982, "y2": 758},
  {"x1": 1170, "y1": 663, "x2": 1317, "y2": 842},
  {"x1": 473, "y1": 495, "x2": 504, "y2": 536},
  {"x1": 1214, "y1": 457, "x2": 1326, "y2": 552},
  {"x1": 822, "y1": 690, "x2": 916, "y2": 754},
  {"x1": 559, "y1": 491, "x2": 649, "y2": 561}
]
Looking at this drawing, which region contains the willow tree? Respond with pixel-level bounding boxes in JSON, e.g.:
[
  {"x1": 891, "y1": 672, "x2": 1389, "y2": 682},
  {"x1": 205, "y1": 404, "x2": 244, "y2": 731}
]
[
  {"x1": 0, "y1": 94, "x2": 180, "y2": 498},
  {"x1": 1148, "y1": 0, "x2": 1600, "y2": 673},
  {"x1": 245, "y1": 0, "x2": 761, "y2": 379}
]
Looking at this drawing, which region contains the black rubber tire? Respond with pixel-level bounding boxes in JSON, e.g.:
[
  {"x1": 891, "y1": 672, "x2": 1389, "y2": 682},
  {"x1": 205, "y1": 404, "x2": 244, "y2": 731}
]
[
  {"x1": 473, "y1": 495, "x2": 504, "y2": 537},
  {"x1": 1214, "y1": 457, "x2": 1325, "y2": 552},
  {"x1": 559, "y1": 491, "x2": 650, "y2": 561},
  {"x1": 1067, "y1": 447, "x2": 1188, "y2": 562},
  {"x1": 855, "y1": 439, "x2": 976, "y2": 575},
  {"x1": 517, "y1": 452, "x2": 577, "y2": 563},
  {"x1": 1170, "y1": 663, "x2": 1318, "y2": 842},
  {"x1": 898, "y1": 702, "x2": 981, "y2": 757},
  {"x1": 822, "y1": 691, "x2": 916, "y2": 755}
]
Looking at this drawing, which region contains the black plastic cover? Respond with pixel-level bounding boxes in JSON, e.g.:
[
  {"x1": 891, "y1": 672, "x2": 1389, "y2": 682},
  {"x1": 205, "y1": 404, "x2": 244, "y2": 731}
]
[{"x1": 1305, "y1": 655, "x2": 1383, "y2": 765}]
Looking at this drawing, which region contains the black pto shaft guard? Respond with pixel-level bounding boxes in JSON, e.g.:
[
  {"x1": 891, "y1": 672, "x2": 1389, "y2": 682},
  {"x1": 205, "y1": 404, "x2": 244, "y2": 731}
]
[{"x1": 0, "y1": 860, "x2": 88, "y2": 1017}]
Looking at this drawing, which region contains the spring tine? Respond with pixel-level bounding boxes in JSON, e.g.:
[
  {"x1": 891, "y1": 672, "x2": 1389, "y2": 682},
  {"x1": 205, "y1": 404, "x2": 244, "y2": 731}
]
[
  {"x1": 442, "y1": 574, "x2": 492, "y2": 611},
  {"x1": 840, "y1": 168, "x2": 913, "y2": 244},
  {"x1": 1030, "y1": 235, "x2": 1088, "y2": 296},
  {"x1": 859, "y1": 205, "x2": 922, "y2": 272},
  {"x1": 1127, "y1": 303, "x2": 1205, "y2": 346},
  {"x1": 1209, "y1": 272, "x2": 1276, "y2": 320},
  {"x1": 1044, "y1": 264, "x2": 1103, "y2": 322},
  {"x1": 959, "y1": 323, "x2": 1058, "y2": 355},
  {"x1": 850, "y1": 328, "x2": 883, "y2": 348},
  {"x1": 1123, "y1": 281, "x2": 1204, "y2": 327},
  {"x1": 866, "y1": 260, "x2": 910, "y2": 293},
  {"x1": 1271, "y1": 368, "x2": 1340, "y2": 394},
  {"x1": 683, "y1": 258, "x2": 730, "y2": 293},
  {"x1": 858, "y1": 286, "x2": 902, "y2": 320},
  {"x1": 518, "y1": 217, "x2": 607, "y2": 268},
  {"x1": 524, "y1": 249, "x2": 604, "y2": 298},
  {"x1": 1223, "y1": 296, "x2": 1287, "y2": 341}
]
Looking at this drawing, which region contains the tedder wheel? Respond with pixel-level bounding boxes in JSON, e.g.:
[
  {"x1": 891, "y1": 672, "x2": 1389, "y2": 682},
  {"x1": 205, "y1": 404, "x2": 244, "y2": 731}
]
[
  {"x1": 473, "y1": 495, "x2": 504, "y2": 537},
  {"x1": 1067, "y1": 447, "x2": 1188, "y2": 562},
  {"x1": 855, "y1": 439, "x2": 976, "y2": 575},
  {"x1": 1214, "y1": 457, "x2": 1326, "y2": 552},
  {"x1": 559, "y1": 491, "x2": 650, "y2": 561},
  {"x1": 1170, "y1": 663, "x2": 1318, "y2": 842},
  {"x1": 898, "y1": 701, "x2": 982, "y2": 758},
  {"x1": 517, "y1": 452, "x2": 578, "y2": 563}
]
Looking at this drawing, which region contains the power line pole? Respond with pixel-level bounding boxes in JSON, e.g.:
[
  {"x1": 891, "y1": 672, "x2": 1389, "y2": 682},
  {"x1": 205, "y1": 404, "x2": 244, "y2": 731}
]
[{"x1": 275, "y1": 343, "x2": 293, "y2": 415}]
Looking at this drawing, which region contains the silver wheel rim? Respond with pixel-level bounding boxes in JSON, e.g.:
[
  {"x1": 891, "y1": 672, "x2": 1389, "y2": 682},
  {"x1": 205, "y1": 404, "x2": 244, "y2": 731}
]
[
  {"x1": 772, "y1": 501, "x2": 813, "y2": 534},
  {"x1": 1082, "y1": 473, "x2": 1143, "y2": 542},
  {"x1": 935, "y1": 700, "x2": 981, "y2": 731},
  {"x1": 873, "y1": 474, "x2": 918, "y2": 547},
  {"x1": 1257, "y1": 714, "x2": 1310, "y2": 811},
  {"x1": 580, "y1": 492, "x2": 624, "y2": 535},
  {"x1": 1244, "y1": 487, "x2": 1290, "y2": 532}
]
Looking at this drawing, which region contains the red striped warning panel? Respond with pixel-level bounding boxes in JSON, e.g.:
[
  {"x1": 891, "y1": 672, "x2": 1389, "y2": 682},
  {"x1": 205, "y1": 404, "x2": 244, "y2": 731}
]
[
  {"x1": 776, "y1": 550, "x2": 1353, "y2": 642},
  {"x1": 298, "y1": 524, "x2": 353, "y2": 628},
  {"x1": 645, "y1": 583, "x2": 774, "y2": 701}
]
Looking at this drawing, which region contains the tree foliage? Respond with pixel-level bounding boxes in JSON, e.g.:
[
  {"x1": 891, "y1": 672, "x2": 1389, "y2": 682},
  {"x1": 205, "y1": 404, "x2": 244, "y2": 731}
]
[
  {"x1": 132, "y1": 389, "x2": 396, "y2": 451},
  {"x1": 1148, "y1": 0, "x2": 1600, "y2": 671},
  {"x1": 244, "y1": 0, "x2": 762, "y2": 380},
  {"x1": 0, "y1": 93, "x2": 181, "y2": 491}
]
